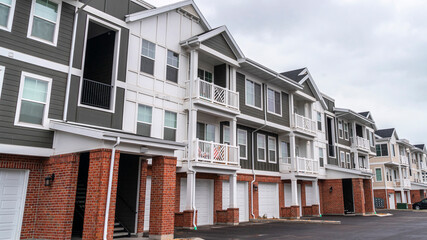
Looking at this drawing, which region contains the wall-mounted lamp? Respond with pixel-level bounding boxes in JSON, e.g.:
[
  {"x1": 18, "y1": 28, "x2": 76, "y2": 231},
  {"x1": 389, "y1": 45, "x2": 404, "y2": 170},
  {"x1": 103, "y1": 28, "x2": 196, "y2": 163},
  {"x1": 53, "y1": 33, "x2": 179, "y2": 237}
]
[
  {"x1": 329, "y1": 186, "x2": 333, "y2": 193},
  {"x1": 45, "y1": 173, "x2": 55, "y2": 186},
  {"x1": 253, "y1": 185, "x2": 258, "y2": 191}
]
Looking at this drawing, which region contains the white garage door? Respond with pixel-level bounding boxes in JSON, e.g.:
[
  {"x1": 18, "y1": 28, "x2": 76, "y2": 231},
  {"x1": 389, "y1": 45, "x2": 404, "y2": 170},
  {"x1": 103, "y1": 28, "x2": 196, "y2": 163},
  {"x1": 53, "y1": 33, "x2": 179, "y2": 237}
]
[
  {"x1": 222, "y1": 181, "x2": 249, "y2": 222},
  {"x1": 305, "y1": 184, "x2": 315, "y2": 206},
  {"x1": 284, "y1": 183, "x2": 302, "y2": 215},
  {"x1": 180, "y1": 178, "x2": 213, "y2": 226},
  {"x1": 143, "y1": 176, "x2": 151, "y2": 231},
  {"x1": 389, "y1": 193, "x2": 395, "y2": 209},
  {"x1": 0, "y1": 169, "x2": 29, "y2": 240},
  {"x1": 258, "y1": 182, "x2": 279, "y2": 218}
]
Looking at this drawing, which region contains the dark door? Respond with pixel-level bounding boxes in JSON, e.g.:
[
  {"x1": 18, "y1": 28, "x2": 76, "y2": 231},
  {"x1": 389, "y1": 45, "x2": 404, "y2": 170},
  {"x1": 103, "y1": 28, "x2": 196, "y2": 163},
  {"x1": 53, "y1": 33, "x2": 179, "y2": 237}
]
[{"x1": 342, "y1": 179, "x2": 354, "y2": 214}]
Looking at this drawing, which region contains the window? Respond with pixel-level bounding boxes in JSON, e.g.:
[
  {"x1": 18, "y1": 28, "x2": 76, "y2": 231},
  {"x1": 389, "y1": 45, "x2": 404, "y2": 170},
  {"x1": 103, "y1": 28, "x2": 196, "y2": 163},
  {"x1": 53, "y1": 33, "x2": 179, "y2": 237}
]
[
  {"x1": 166, "y1": 50, "x2": 179, "y2": 83},
  {"x1": 343, "y1": 122, "x2": 349, "y2": 140},
  {"x1": 281, "y1": 142, "x2": 290, "y2": 164},
  {"x1": 197, "y1": 122, "x2": 215, "y2": 142},
  {"x1": 340, "y1": 151, "x2": 345, "y2": 168},
  {"x1": 15, "y1": 72, "x2": 52, "y2": 128},
  {"x1": 317, "y1": 112, "x2": 322, "y2": 131},
  {"x1": 376, "y1": 144, "x2": 388, "y2": 157},
  {"x1": 137, "y1": 104, "x2": 152, "y2": 137},
  {"x1": 267, "y1": 88, "x2": 281, "y2": 115},
  {"x1": 345, "y1": 153, "x2": 351, "y2": 169},
  {"x1": 28, "y1": 0, "x2": 61, "y2": 45},
  {"x1": 257, "y1": 134, "x2": 266, "y2": 162},
  {"x1": 319, "y1": 148, "x2": 324, "y2": 167},
  {"x1": 223, "y1": 126, "x2": 230, "y2": 144},
  {"x1": 0, "y1": 0, "x2": 15, "y2": 31},
  {"x1": 245, "y1": 79, "x2": 262, "y2": 109},
  {"x1": 369, "y1": 131, "x2": 374, "y2": 146},
  {"x1": 338, "y1": 120, "x2": 343, "y2": 139},
  {"x1": 0, "y1": 66, "x2": 4, "y2": 98},
  {"x1": 268, "y1": 136, "x2": 277, "y2": 163},
  {"x1": 392, "y1": 144, "x2": 395, "y2": 157},
  {"x1": 238, "y1": 129, "x2": 247, "y2": 159},
  {"x1": 163, "y1": 111, "x2": 177, "y2": 141},
  {"x1": 198, "y1": 69, "x2": 213, "y2": 83},
  {"x1": 140, "y1": 39, "x2": 155, "y2": 75},
  {"x1": 375, "y1": 168, "x2": 382, "y2": 182}
]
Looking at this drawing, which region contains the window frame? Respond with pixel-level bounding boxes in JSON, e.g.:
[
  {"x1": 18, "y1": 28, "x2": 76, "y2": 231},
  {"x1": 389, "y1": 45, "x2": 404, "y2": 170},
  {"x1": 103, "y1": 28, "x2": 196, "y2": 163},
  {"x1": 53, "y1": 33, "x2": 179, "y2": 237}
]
[
  {"x1": 238, "y1": 129, "x2": 247, "y2": 160},
  {"x1": 340, "y1": 151, "x2": 345, "y2": 168},
  {"x1": 266, "y1": 87, "x2": 282, "y2": 116},
  {"x1": 338, "y1": 120, "x2": 343, "y2": 139},
  {"x1": 163, "y1": 110, "x2": 177, "y2": 141},
  {"x1": 166, "y1": 49, "x2": 179, "y2": 83},
  {"x1": 316, "y1": 112, "x2": 322, "y2": 131},
  {"x1": 140, "y1": 38, "x2": 156, "y2": 75},
  {"x1": 15, "y1": 71, "x2": 52, "y2": 129},
  {"x1": 245, "y1": 79, "x2": 262, "y2": 110},
  {"x1": 0, "y1": 0, "x2": 16, "y2": 32},
  {"x1": 27, "y1": 0, "x2": 62, "y2": 46},
  {"x1": 343, "y1": 122, "x2": 349, "y2": 140},
  {"x1": 268, "y1": 136, "x2": 277, "y2": 163},
  {"x1": 256, "y1": 133, "x2": 266, "y2": 162},
  {"x1": 0, "y1": 65, "x2": 4, "y2": 98},
  {"x1": 223, "y1": 125, "x2": 230, "y2": 145},
  {"x1": 376, "y1": 144, "x2": 389, "y2": 157},
  {"x1": 318, "y1": 147, "x2": 324, "y2": 167},
  {"x1": 197, "y1": 68, "x2": 213, "y2": 83},
  {"x1": 375, "y1": 168, "x2": 383, "y2": 182},
  {"x1": 345, "y1": 152, "x2": 351, "y2": 169}
]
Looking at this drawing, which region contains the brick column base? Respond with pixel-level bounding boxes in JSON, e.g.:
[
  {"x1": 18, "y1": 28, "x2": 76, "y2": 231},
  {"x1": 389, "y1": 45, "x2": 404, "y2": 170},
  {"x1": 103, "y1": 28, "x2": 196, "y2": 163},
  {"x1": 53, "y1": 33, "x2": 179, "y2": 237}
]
[
  {"x1": 290, "y1": 206, "x2": 300, "y2": 219},
  {"x1": 312, "y1": 205, "x2": 320, "y2": 216},
  {"x1": 175, "y1": 210, "x2": 197, "y2": 229},
  {"x1": 226, "y1": 208, "x2": 239, "y2": 225},
  {"x1": 407, "y1": 203, "x2": 412, "y2": 209}
]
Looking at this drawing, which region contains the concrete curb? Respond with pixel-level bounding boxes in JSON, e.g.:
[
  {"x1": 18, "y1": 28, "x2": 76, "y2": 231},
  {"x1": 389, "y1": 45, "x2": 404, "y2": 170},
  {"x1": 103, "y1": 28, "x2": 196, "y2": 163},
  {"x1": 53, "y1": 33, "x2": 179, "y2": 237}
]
[{"x1": 250, "y1": 218, "x2": 341, "y2": 225}]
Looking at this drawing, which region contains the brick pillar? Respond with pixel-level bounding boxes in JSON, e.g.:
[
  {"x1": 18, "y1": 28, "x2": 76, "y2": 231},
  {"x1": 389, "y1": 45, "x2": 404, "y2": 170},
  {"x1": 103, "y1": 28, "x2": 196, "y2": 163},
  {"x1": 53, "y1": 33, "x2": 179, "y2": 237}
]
[
  {"x1": 226, "y1": 208, "x2": 239, "y2": 225},
  {"x1": 83, "y1": 149, "x2": 120, "y2": 240},
  {"x1": 214, "y1": 177, "x2": 223, "y2": 223},
  {"x1": 363, "y1": 179, "x2": 374, "y2": 214},
  {"x1": 279, "y1": 181, "x2": 285, "y2": 217},
  {"x1": 149, "y1": 156, "x2": 177, "y2": 240},
  {"x1": 352, "y1": 179, "x2": 365, "y2": 215},
  {"x1": 137, "y1": 160, "x2": 148, "y2": 234},
  {"x1": 253, "y1": 182, "x2": 259, "y2": 218},
  {"x1": 34, "y1": 153, "x2": 80, "y2": 240},
  {"x1": 290, "y1": 206, "x2": 300, "y2": 218}
]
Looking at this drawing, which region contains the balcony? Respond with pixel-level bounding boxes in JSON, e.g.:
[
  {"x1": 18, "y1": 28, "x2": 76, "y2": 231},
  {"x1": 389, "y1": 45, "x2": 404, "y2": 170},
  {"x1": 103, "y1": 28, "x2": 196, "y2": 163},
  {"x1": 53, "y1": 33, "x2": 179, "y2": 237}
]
[
  {"x1": 292, "y1": 114, "x2": 316, "y2": 134},
  {"x1": 280, "y1": 157, "x2": 319, "y2": 174},
  {"x1": 185, "y1": 139, "x2": 239, "y2": 166},
  {"x1": 400, "y1": 155, "x2": 409, "y2": 165},
  {"x1": 186, "y1": 78, "x2": 239, "y2": 111},
  {"x1": 351, "y1": 136, "x2": 370, "y2": 151},
  {"x1": 393, "y1": 179, "x2": 411, "y2": 188},
  {"x1": 359, "y1": 168, "x2": 373, "y2": 174},
  {"x1": 421, "y1": 161, "x2": 427, "y2": 170},
  {"x1": 81, "y1": 78, "x2": 113, "y2": 109}
]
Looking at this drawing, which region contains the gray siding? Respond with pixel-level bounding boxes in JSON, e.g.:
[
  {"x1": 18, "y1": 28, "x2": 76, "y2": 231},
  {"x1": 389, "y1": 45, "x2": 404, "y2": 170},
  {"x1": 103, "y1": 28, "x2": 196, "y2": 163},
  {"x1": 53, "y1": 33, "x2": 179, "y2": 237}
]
[
  {"x1": 0, "y1": 57, "x2": 67, "y2": 148},
  {"x1": 301, "y1": 81, "x2": 315, "y2": 98},
  {"x1": 66, "y1": 76, "x2": 124, "y2": 129},
  {"x1": 129, "y1": 2, "x2": 148, "y2": 14},
  {"x1": 0, "y1": 0, "x2": 74, "y2": 65},
  {"x1": 236, "y1": 72, "x2": 264, "y2": 119},
  {"x1": 324, "y1": 98, "x2": 335, "y2": 112},
  {"x1": 80, "y1": 0, "x2": 147, "y2": 20},
  {"x1": 202, "y1": 34, "x2": 237, "y2": 60}
]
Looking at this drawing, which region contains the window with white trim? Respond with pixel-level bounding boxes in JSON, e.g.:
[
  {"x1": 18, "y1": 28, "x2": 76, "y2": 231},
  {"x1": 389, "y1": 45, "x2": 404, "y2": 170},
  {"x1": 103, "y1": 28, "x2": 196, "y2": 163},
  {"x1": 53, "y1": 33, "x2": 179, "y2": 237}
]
[
  {"x1": 267, "y1": 88, "x2": 281, "y2": 115},
  {"x1": 245, "y1": 79, "x2": 262, "y2": 109},
  {"x1": 318, "y1": 148, "x2": 324, "y2": 167},
  {"x1": 0, "y1": 0, "x2": 16, "y2": 31},
  {"x1": 257, "y1": 133, "x2": 266, "y2": 162},
  {"x1": 0, "y1": 65, "x2": 4, "y2": 98},
  {"x1": 343, "y1": 122, "x2": 349, "y2": 140},
  {"x1": 223, "y1": 126, "x2": 230, "y2": 144},
  {"x1": 369, "y1": 131, "x2": 374, "y2": 146},
  {"x1": 140, "y1": 39, "x2": 155, "y2": 75},
  {"x1": 317, "y1": 112, "x2": 322, "y2": 131},
  {"x1": 375, "y1": 168, "x2": 382, "y2": 182},
  {"x1": 340, "y1": 151, "x2": 345, "y2": 168},
  {"x1": 197, "y1": 122, "x2": 215, "y2": 142},
  {"x1": 163, "y1": 111, "x2": 177, "y2": 141},
  {"x1": 281, "y1": 142, "x2": 290, "y2": 164},
  {"x1": 376, "y1": 144, "x2": 388, "y2": 156},
  {"x1": 15, "y1": 72, "x2": 52, "y2": 128},
  {"x1": 268, "y1": 136, "x2": 277, "y2": 163},
  {"x1": 238, "y1": 129, "x2": 247, "y2": 159},
  {"x1": 28, "y1": 0, "x2": 61, "y2": 45},
  {"x1": 198, "y1": 68, "x2": 213, "y2": 82},
  {"x1": 338, "y1": 120, "x2": 343, "y2": 139},
  {"x1": 166, "y1": 50, "x2": 179, "y2": 83},
  {"x1": 137, "y1": 104, "x2": 152, "y2": 137},
  {"x1": 345, "y1": 152, "x2": 351, "y2": 169},
  {"x1": 391, "y1": 144, "x2": 395, "y2": 157}
]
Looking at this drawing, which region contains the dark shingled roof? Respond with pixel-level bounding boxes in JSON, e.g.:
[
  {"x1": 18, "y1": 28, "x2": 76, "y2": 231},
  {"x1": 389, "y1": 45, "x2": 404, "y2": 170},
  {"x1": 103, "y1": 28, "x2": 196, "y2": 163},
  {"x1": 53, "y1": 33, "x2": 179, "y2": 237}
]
[
  {"x1": 359, "y1": 111, "x2": 369, "y2": 117},
  {"x1": 375, "y1": 128, "x2": 395, "y2": 138},
  {"x1": 281, "y1": 68, "x2": 306, "y2": 83},
  {"x1": 414, "y1": 144, "x2": 425, "y2": 150}
]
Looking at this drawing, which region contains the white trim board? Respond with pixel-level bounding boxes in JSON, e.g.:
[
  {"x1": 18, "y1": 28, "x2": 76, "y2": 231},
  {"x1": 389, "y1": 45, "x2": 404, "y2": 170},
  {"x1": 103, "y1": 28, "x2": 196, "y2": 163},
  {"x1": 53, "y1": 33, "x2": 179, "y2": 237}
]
[{"x1": 0, "y1": 143, "x2": 53, "y2": 157}]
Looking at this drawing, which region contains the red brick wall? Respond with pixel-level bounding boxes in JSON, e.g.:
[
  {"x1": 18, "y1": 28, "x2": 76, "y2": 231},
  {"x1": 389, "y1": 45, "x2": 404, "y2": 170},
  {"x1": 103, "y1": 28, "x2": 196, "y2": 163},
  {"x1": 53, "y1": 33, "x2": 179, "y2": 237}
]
[
  {"x1": 363, "y1": 179, "x2": 374, "y2": 213},
  {"x1": 136, "y1": 160, "x2": 148, "y2": 233},
  {"x1": 374, "y1": 189, "x2": 396, "y2": 209},
  {"x1": 83, "y1": 149, "x2": 120, "y2": 240},
  {"x1": 320, "y1": 179, "x2": 344, "y2": 215},
  {"x1": 352, "y1": 178, "x2": 365, "y2": 214},
  {"x1": 214, "y1": 177, "x2": 222, "y2": 223},
  {"x1": 411, "y1": 190, "x2": 422, "y2": 204}
]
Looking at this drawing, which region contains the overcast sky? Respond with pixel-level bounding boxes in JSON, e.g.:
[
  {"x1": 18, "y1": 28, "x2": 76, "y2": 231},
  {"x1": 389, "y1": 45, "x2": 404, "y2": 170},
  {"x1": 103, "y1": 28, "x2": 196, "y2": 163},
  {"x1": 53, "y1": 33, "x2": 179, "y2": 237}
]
[{"x1": 148, "y1": 0, "x2": 427, "y2": 144}]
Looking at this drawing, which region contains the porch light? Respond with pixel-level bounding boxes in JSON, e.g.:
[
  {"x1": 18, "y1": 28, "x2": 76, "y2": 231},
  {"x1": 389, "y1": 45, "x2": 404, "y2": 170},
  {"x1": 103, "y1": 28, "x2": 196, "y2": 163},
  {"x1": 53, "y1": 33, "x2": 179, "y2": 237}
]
[
  {"x1": 254, "y1": 185, "x2": 258, "y2": 191},
  {"x1": 329, "y1": 186, "x2": 333, "y2": 193},
  {"x1": 45, "y1": 173, "x2": 55, "y2": 186}
]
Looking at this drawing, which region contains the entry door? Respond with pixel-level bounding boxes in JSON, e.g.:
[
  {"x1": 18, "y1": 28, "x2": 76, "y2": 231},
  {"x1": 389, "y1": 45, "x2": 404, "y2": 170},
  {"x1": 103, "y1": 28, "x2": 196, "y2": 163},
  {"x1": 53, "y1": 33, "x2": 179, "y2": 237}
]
[
  {"x1": 180, "y1": 178, "x2": 214, "y2": 226},
  {"x1": 342, "y1": 179, "x2": 354, "y2": 214},
  {"x1": 143, "y1": 176, "x2": 151, "y2": 231},
  {"x1": 0, "y1": 169, "x2": 29, "y2": 240},
  {"x1": 222, "y1": 181, "x2": 249, "y2": 222},
  {"x1": 389, "y1": 193, "x2": 395, "y2": 209},
  {"x1": 258, "y1": 182, "x2": 279, "y2": 218}
]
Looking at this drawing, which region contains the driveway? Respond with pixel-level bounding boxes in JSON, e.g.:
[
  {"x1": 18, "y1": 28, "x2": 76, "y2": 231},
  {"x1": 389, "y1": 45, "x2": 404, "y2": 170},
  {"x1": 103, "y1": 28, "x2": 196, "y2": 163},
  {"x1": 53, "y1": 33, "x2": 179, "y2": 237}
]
[{"x1": 175, "y1": 210, "x2": 427, "y2": 240}]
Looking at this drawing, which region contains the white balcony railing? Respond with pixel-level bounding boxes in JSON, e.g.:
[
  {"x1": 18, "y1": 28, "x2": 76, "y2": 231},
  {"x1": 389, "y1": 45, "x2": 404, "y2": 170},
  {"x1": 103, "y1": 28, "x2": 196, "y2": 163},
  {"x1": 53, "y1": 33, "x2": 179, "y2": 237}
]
[
  {"x1": 292, "y1": 114, "x2": 316, "y2": 134},
  {"x1": 393, "y1": 179, "x2": 411, "y2": 188},
  {"x1": 296, "y1": 157, "x2": 319, "y2": 174},
  {"x1": 351, "y1": 136, "x2": 370, "y2": 151},
  {"x1": 186, "y1": 78, "x2": 239, "y2": 110},
  {"x1": 187, "y1": 139, "x2": 239, "y2": 166},
  {"x1": 360, "y1": 168, "x2": 373, "y2": 174},
  {"x1": 400, "y1": 155, "x2": 409, "y2": 165}
]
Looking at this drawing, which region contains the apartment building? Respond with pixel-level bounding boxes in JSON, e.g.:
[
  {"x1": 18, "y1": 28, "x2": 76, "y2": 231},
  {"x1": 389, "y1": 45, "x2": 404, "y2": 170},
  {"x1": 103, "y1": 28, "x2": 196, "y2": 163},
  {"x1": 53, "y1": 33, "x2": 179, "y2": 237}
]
[
  {"x1": 371, "y1": 128, "x2": 427, "y2": 209},
  {"x1": 0, "y1": 1, "x2": 398, "y2": 240}
]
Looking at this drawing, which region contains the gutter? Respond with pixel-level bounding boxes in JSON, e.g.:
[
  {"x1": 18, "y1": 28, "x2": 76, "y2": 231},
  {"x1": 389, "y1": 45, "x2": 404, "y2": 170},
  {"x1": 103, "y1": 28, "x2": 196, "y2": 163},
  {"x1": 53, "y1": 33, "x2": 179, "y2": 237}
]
[{"x1": 103, "y1": 137, "x2": 121, "y2": 240}]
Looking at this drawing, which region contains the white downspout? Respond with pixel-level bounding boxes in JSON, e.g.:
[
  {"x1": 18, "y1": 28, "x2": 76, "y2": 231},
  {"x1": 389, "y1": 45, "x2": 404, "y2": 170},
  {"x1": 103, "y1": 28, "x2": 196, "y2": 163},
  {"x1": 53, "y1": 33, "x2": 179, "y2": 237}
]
[{"x1": 103, "y1": 137, "x2": 121, "y2": 240}]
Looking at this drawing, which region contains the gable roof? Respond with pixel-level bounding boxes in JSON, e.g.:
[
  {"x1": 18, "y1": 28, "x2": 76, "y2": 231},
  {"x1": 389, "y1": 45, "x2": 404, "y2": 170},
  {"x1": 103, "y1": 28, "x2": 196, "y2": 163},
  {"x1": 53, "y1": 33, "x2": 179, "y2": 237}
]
[
  {"x1": 414, "y1": 144, "x2": 425, "y2": 150},
  {"x1": 359, "y1": 111, "x2": 369, "y2": 117},
  {"x1": 126, "y1": 0, "x2": 211, "y2": 30},
  {"x1": 375, "y1": 128, "x2": 395, "y2": 139},
  {"x1": 335, "y1": 108, "x2": 376, "y2": 129},
  {"x1": 281, "y1": 68, "x2": 307, "y2": 83}
]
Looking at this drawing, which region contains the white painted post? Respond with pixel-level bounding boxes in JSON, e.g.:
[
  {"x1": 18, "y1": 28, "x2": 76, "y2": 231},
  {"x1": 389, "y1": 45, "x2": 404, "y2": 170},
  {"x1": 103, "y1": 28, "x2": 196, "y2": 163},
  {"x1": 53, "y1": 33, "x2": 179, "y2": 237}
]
[
  {"x1": 354, "y1": 151, "x2": 359, "y2": 170},
  {"x1": 229, "y1": 173, "x2": 237, "y2": 208},
  {"x1": 186, "y1": 171, "x2": 195, "y2": 210},
  {"x1": 289, "y1": 94, "x2": 294, "y2": 127},
  {"x1": 291, "y1": 179, "x2": 299, "y2": 206},
  {"x1": 290, "y1": 133, "x2": 296, "y2": 171},
  {"x1": 407, "y1": 190, "x2": 412, "y2": 204}
]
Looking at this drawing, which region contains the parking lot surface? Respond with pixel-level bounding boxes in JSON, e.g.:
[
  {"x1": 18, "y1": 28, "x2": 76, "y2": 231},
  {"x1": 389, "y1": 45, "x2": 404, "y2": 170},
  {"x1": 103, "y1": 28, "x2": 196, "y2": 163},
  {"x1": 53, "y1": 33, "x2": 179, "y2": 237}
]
[{"x1": 175, "y1": 210, "x2": 427, "y2": 240}]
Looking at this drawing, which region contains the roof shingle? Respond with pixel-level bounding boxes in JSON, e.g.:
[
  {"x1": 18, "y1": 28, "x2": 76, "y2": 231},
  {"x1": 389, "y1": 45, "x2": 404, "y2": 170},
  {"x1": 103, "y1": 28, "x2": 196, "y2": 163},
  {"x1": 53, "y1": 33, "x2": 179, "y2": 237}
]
[{"x1": 375, "y1": 128, "x2": 395, "y2": 138}]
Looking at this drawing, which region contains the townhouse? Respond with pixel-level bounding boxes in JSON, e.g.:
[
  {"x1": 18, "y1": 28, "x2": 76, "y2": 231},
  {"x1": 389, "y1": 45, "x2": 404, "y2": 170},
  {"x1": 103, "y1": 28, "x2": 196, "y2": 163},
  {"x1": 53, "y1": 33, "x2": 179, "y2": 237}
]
[
  {"x1": 0, "y1": 1, "x2": 421, "y2": 240},
  {"x1": 371, "y1": 128, "x2": 427, "y2": 209}
]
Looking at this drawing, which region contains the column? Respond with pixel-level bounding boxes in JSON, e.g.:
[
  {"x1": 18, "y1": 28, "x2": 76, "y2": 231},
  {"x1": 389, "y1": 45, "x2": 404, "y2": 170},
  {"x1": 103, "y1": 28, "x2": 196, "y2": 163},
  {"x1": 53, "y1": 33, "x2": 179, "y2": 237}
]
[
  {"x1": 227, "y1": 173, "x2": 239, "y2": 225},
  {"x1": 189, "y1": 50, "x2": 199, "y2": 84},
  {"x1": 149, "y1": 156, "x2": 177, "y2": 240},
  {"x1": 230, "y1": 67, "x2": 237, "y2": 92},
  {"x1": 291, "y1": 179, "x2": 300, "y2": 218},
  {"x1": 306, "y1": 141, "x2": 311, "y2": 159},
  {"x1": 289, "y1": 133, "x2": 296, "y2": 171},
  {"x1": 304, "y1": 102, "x2": 310, "y2": 118},
  {"x1": 312, "y1": 179, "x2": 320, "y2": 216},
  {"x1": 354, "y1": 152, "x2": 359, "y2": 170},
  {"x1": 185, "y1": 171, "x2": 195, "y2": 210},
  {"x1": 230, "y1": 118, "x2": 237, "y2": 146},
  {"x1": 137, "y1": 159, "x2": 148, "y2": 235},
  {"x1": 289, "y1": 93, "x2": 294, "y2": 126}
]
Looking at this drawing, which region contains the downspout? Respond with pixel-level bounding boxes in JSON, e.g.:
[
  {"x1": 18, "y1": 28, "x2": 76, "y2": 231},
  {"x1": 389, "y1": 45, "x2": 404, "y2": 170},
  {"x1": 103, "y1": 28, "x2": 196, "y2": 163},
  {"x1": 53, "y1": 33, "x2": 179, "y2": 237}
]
[
  {"x1": 63, "y1": 1, "x2": 93, "y2": 121},
  {"x1": 103, "y1": 137, "x2": 121, "y2": 240},
  {"x1": 251, "y1": 83, "x2": 268, "y2": 219}
]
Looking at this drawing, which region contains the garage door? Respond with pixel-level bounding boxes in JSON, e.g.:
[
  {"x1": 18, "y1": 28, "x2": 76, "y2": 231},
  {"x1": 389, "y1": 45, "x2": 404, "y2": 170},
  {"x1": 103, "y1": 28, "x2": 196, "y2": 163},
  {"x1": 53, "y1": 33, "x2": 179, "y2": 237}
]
[
  {"x1": 258, "y1": 182, "x2": 279, "y2": 218},
  {"x1": 284, "y1": 183, "x2": 302, "y2": 215},
  {"x1": 222, "y1": 181, "x2": 249, "y2": 222},
  {"x1": 0, "y1": 169, "x2": 29, "y2": 240},
  {"x1": 389, "y1": 193, "x2": 395, "y2": 209},
  {"x1": 143, "y1": 176, "x2": 151, "y2": 231},
  {"x1": 180, "y1": 178, "x2": 214, "y2": 226}
]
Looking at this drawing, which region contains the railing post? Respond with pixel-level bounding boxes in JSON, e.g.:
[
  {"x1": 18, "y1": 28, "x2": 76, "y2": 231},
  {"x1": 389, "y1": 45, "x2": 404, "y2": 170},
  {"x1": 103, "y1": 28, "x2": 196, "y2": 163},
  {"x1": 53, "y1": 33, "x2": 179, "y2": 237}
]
[
  {"x1": 211, "y1": 84, "x2": 214, "y2": 104},
  {"x1": 195, "y1": 139, "x2": 198, "y2": 162},
  {"x1": 210, "y1": 141, "x2": 214, "y2": 163}
]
